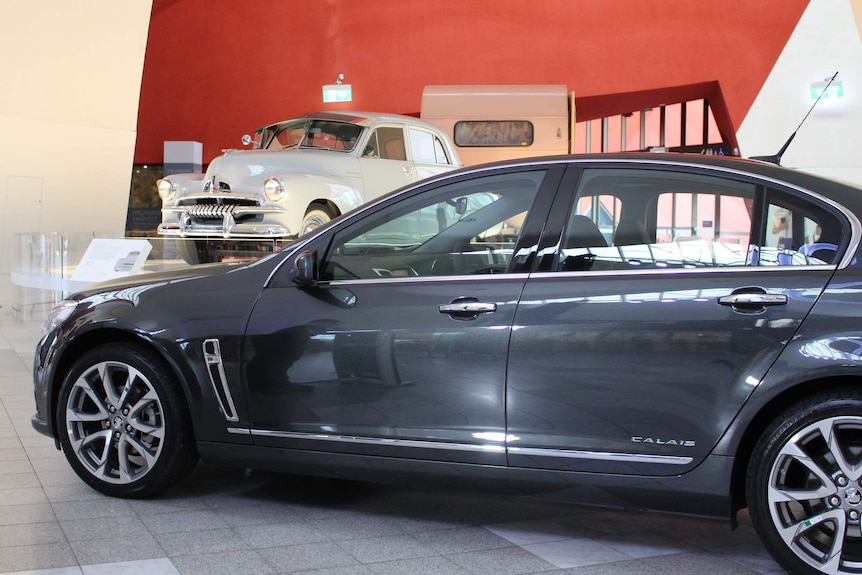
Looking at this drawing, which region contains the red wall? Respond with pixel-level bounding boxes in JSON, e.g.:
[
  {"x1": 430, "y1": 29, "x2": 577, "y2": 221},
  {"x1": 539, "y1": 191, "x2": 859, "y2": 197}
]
[{"x1": 136, "y1": 0, "x2": 809, "y2": 163}]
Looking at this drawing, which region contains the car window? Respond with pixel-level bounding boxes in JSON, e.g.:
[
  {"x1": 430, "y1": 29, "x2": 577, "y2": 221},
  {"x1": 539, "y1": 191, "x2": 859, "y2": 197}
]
[
  {"x1": 409, "y1": 128, "x2": 451, "y2": 165},
  {"x1": 364, "y1": 127, "x2": 407, "y2": 160},
  {"x1": 757, "y1": 190, "x2": 845, "y2": 266},
  {"x1": 557, "y1": 168, "x2": 846, "y2": 272},
  {"x1": 321, "y1": 170, "x2": 547, "y2": 280}
]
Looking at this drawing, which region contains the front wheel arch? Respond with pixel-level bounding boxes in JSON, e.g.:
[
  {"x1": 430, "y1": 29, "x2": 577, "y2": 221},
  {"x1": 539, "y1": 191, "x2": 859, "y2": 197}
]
[
  {"x1": 48, "y1": 328, "x2": 198, "y2": 444},
  {"x1": 300, "y1": 201, "x2": 340, "y2": 236},
  {"x1": 56, "y1": 341, "x2": 199, "y2": 497}
]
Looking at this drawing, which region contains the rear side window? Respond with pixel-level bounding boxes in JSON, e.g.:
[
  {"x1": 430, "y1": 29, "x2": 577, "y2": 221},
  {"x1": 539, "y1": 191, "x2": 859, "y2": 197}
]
[
  {"x1": 409, "y1": 128, "x2": 452, "y2": 165},
  {"x1": 556, "y1": 167, "x2": 847, "y2": 272}
]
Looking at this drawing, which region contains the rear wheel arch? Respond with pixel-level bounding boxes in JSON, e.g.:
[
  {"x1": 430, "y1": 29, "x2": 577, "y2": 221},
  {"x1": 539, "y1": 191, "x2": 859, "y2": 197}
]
[{"x1": 730, "y1": 376, "x2": 862, "y2": 515}]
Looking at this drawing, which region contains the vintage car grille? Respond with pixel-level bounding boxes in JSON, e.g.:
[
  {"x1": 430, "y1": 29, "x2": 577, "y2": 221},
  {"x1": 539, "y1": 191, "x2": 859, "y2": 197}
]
[{"x1": 179, "y1": 197, "x2": 260, "y2": 221}]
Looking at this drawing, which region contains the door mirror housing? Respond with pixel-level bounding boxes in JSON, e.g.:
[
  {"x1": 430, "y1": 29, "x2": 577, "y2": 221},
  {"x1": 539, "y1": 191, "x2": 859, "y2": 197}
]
[{"x1": 290, "y1": 250, "x2": 317, "y2": 286}]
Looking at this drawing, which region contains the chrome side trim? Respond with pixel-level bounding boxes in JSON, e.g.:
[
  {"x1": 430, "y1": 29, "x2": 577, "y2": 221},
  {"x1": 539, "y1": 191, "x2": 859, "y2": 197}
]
[
  {"x1": 203, "y1": 338, "x2": 239, "y2": 422},
  {"x1": 227, "y1": 427, "x2": 251, "y2": 435},
  {"x1": 249, "y1": 429, "x2": 505, "y2": 453},
  {"x1": 507, "y1": 446, "x2": 693, "y2": 465},
  {"x1": 247, "y1": 429, "x2": 691, "y2": 464}
]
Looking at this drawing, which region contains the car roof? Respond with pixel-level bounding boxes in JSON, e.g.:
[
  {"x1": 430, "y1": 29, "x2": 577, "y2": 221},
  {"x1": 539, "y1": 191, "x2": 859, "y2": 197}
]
[
  {"x1": 265, "y1": 111, "x2": 437, "y2": 130},
  {"x1": 443, "y1": 152, "x2": 862, "y2": 200}
]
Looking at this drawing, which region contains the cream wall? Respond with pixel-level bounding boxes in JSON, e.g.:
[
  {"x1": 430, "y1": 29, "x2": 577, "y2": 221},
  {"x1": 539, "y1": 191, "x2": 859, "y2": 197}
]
[
  {"x1": 738, "y1": 0, "x2": 862, "y2": 184},
  {"x1": 0, "y1": 0, "x2": 152, "y2": 308}
]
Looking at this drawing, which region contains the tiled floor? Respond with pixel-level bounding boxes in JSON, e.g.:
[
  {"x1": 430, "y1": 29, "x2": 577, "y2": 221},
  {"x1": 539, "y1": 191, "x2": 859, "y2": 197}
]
[{"x1": 0, "y1": 312, "x2": 786, "y2": 575}]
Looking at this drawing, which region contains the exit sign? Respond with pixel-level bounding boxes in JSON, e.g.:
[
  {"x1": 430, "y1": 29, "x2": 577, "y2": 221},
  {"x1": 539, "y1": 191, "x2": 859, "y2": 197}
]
[
  {"x1": 811, "y1": 81, "x2": 843, "y2": 100},
  {"x1": 323, "y1": 84, "x2": 353, "y2": 103}
]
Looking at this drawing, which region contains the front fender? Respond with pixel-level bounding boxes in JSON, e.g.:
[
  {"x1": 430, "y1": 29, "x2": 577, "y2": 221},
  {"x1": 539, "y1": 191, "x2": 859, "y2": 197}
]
[
  {"x1": 275, "y1": 172, "x2": 364, "y2": 229},
  {"x1": 160, "y1": 172, "x2": 204, "y2": 207}
]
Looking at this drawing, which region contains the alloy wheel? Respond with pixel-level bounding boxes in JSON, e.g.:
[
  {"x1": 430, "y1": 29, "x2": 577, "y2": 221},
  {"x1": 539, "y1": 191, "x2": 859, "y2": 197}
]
[{"x1": 64, "y1": 360, "x2": 166, "y2": 485}]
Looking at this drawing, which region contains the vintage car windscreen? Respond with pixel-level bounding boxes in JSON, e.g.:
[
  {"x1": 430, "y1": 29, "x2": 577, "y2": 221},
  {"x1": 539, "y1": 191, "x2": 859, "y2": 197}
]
[
  {"x1": 300, "y1": 120, "x2": 364, "y2": 151},
  {"x1": 263, "y1": 119, "x2": 365, "y2": 152}
]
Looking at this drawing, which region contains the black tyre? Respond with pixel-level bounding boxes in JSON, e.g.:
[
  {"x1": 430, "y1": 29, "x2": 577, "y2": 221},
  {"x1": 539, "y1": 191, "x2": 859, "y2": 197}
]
[
  {"x1": 177, "y1": 239, "x2": 218, "y2": 265},
  {"x1": 747, "y1": 389, "x2": 862, "y2": 574},
  {"x1": 301, "y1": 203, "x2": 337, "y2": 236},
  {"x1": 57, "y1": 343, "x2": 198, "y2": 497}
]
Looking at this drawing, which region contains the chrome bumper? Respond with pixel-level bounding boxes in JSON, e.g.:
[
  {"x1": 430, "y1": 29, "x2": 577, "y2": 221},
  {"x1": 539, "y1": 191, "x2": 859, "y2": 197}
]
[{"x1": 159, "y1": 206, "x2": 291, "y2": 239}]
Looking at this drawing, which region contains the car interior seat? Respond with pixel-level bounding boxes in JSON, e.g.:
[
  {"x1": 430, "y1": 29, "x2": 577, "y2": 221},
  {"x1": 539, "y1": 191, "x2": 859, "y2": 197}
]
[
  {"x1": 565, "y1": 215, "x2": 608, "y2": 249},
  {"x1": 613, "y1": 218, "x2": 651, "y2": 246},
  {"x1": 383, "y1": 138, "x2": 406, "y2": 160},
  {"x1": 561, "y1": 215, "x2": 607, "y2": 271}
]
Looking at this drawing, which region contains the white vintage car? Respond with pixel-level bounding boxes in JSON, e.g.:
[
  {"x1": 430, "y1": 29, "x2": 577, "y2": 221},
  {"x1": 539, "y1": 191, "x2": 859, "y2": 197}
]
[{"x1": 157, "y1": 111, "x2": 462, "y2": 263}]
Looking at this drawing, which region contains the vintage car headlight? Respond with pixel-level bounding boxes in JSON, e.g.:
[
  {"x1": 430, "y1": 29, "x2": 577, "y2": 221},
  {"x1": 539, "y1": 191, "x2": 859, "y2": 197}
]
[
  {"x1": 157, "y1": 178, "x2": 177, "y2": 201},
  {"x1": 264, "y1": 178, "x2": 285, "y2": 202},
  {"x1": 42, "y1": 300, "x2": 78, "y2": 334}
]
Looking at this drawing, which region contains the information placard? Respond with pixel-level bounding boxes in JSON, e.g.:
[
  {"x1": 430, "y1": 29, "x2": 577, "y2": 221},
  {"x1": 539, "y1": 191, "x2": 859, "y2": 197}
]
[{"x1": 70, "y1": 239, "x2": 153, "y2": 283}]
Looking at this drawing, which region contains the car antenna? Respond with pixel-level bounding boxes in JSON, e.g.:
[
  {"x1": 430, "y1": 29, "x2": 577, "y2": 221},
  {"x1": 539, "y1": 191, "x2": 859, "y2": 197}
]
[{"x1": 750, "y1": 71, "x2": 839, "y2": 165}]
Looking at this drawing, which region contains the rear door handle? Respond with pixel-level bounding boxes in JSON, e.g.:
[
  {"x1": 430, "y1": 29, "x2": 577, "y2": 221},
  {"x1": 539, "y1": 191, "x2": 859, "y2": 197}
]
[
  {"x1": 718, "y1": 293, "x2": 788, "y2": 306},
  {"x1": 718, "y1": 287, "x2": 787, "y2": 314},
  {"x1": 439, "y1": 298, "x2": 497, "y2": 320}
]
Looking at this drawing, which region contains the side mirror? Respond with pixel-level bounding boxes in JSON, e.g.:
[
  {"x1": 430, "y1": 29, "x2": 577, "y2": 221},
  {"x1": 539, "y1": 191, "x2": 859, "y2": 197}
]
[
  {"x1": 290, "y1": 250, "x2": 317, "y2": 286},
  {"x1": 241, "y1": 134, "x2": 253, "y2": 146}
]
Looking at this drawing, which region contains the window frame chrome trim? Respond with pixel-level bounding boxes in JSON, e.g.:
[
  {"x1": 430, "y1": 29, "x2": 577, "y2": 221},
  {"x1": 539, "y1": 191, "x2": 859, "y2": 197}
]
[
  {"x1": 526, "y1": 263, "x2": 839, "y2": 280},
  {"x1": 268, "y1": 157, "x2": 862, "y2": 284}
]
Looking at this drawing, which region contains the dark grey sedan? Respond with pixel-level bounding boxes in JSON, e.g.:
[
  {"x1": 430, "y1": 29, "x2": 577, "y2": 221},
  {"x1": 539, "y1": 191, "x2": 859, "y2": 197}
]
[{"x1": 33, "y1": 154, "x2": 862, "y2": 575}]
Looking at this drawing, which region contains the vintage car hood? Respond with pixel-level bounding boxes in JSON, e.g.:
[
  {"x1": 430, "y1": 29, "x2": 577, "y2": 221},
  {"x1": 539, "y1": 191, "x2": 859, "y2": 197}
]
[{"x1": 204, "y1": 149, "x2": 362, "y2": 194}]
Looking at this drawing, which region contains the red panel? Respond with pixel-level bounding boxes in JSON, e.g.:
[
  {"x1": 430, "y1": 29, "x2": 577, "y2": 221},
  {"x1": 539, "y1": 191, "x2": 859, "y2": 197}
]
[{"x1": 136, "y1": 0, "x2": 808, "y2": 163}]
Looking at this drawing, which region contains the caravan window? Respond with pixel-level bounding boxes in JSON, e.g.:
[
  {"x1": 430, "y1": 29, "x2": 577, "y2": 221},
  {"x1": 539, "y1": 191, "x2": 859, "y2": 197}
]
[{"x1": 454, "y1": 121, "x2": 534, "y2": 147}]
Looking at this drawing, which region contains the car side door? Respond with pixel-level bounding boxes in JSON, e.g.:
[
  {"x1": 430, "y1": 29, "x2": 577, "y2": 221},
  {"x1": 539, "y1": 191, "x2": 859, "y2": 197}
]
[
  {"x1": 243, "y1": 166, "x2": 561, "y2": 465},
  {"x1": 358, "y1": 125, "x2": 415, "y2": 199},
  {"x1": 505, "y1": 163, "x2": 850, "y2": 476}
]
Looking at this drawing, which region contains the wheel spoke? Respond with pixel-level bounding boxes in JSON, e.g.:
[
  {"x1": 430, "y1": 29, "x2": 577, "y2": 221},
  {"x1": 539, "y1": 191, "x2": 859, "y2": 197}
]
[
  {"x1": 123, "y1": 434, "x2": 159, "y2": 469},
  {"x1": 768, "y1": 481, "x2": 835, "y2": 506},
  {"x1": 815, "y1": 418, "x2": 862, "y2": 483},
  {"x1": 772, "y1": 441, "x2": 838, "y2": 501},
  {"x1": 66, "y1": 405, "x2": 109, "y2": 423},
  {"x1": 127, "y1": 390, "x2": 164, "y2": 438},
  {"x1": 97, "y1": 363, "x2": 122, "y2": 407},
  {"x1": 71, "y1": 379, "x2": 110, "y2": 420}
]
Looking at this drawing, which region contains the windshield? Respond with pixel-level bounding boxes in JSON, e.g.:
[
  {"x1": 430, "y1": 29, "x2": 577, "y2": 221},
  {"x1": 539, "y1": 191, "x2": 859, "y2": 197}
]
[{"x1": 263, "y1": 119, "x2": 364, "y2": 152}]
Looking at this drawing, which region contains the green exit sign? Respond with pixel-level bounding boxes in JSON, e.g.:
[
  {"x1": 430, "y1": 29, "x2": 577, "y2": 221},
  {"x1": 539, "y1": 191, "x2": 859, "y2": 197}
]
[
  {"x1": 323, "y1": 84, "x2": 353, "y2": 103},
  {"x1": 811, "y1": 81, "x2": 843, "y2": 100}
]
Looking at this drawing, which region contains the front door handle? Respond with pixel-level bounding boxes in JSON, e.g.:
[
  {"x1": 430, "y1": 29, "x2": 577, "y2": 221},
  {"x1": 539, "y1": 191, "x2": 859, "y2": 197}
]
[{"x1": 439, "y1": 298, "x2": 497, "y2": 320}]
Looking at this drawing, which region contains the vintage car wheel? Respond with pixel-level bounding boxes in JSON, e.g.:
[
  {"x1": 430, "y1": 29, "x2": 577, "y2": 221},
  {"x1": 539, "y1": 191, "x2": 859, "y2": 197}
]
[
  {"x1": 747, "y1": 390, "x2": 862, "y2": 574},
  {"x1": 57, "y1": 343, "x2": 198, "y2": 498},
  {"x1": 301, "y1": 203, "x2": 337, "y2": 236},
  {"x1": 177, "y1": 239, "x2": 220, "y2": 265}
]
